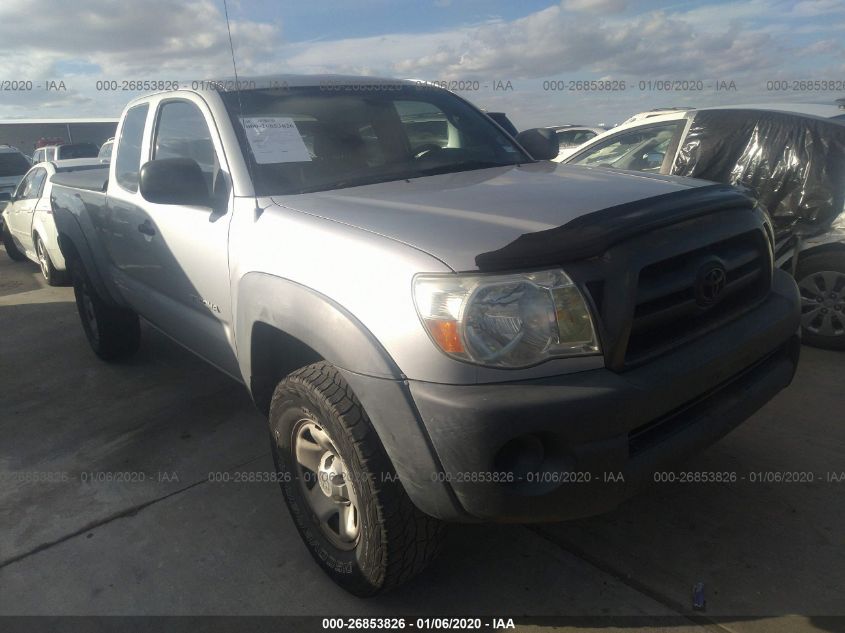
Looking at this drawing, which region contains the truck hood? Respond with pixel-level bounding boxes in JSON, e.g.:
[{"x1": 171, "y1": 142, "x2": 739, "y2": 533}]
[{"x1": 272, "y1": 162, "x2": 707, "y2": 271}]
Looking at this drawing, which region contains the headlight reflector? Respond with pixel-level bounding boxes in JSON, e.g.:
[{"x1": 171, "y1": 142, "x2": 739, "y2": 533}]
[{"x1": 414, "y1": 269, "x2": 599, "y2": 368}]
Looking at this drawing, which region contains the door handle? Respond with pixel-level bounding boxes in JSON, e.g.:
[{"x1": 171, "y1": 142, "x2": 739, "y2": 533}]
[{"x1": 138, "y1": 220, "x2": 156, "y2": 237}]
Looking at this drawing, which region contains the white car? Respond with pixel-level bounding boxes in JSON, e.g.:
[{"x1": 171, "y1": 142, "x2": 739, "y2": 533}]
[
  {"x1": 548, "y1": 125, "x2": 607, "y2": 161},
  {"x1": 1, "y1": 159, "x2": 102, "y2": 284}
]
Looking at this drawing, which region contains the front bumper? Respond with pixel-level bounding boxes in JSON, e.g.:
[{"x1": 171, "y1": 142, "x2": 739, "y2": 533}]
[{"x1": 402, "y1": 269, "x2": 800, "y2": 522}]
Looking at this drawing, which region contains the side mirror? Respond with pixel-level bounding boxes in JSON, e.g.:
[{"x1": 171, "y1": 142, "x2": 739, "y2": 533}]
[
  {"x1": 515, "y1": 128, "x2": 560, "y2": 161},
  {"x1": 139, "y1": 158, "x2": 211, "y2": 207}
]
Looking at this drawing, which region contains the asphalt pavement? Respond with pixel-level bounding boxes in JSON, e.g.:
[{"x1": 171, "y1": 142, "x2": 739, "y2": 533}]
[{"x1": 1, "y1": 247, "x2": 842, "y2": 633}]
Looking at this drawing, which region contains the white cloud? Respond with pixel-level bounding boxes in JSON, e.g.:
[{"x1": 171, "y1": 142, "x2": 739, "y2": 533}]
[
  {"x1": 562, "y1": 0, "x2": 627, "y2": 13},
  {"x1": 0, "y1": 0, "x2": 278, "y2": 78},
  {"x1": 0, "y1": 0, "x2": 839, "y2": 125},
  {"x1": 788, "y1": 0, "x2": 845, "y2": 16},
  {"x1": 274, "y1": 5, "x2": 778, "y2": 81}
]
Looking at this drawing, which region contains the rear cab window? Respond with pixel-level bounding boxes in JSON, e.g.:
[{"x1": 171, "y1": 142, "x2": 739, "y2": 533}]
[
  {"x1": 152, "y1": 99, "x2": 225, "y2": 203},
  {"x1": 114, "y1": 104, "x2": 150, "y2": 192}
]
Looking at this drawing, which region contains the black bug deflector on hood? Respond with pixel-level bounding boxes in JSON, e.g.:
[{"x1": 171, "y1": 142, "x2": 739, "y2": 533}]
[{"x1": 475, "y1": 184, "x2": 758, "y2": 272}]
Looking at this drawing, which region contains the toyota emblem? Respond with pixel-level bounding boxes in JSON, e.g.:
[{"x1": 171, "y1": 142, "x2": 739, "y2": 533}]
[{"x1": 695, "y1": 262, "x2": 727, "y2": 307}]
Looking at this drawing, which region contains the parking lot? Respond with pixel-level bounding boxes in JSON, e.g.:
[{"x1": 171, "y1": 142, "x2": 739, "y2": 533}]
[{"x1": 0, "y1": 247, "x2": 842, "y2": 632}]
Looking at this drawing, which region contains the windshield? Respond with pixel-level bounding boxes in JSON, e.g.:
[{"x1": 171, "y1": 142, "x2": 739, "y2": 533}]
[
  {"x1": 0, "y1": 152, "x2": 31, "y2": 177},
  {"x1": 57, "y1": 143, "x2": 99, "y2": 159},
  {"x1": 221, "y1": 85, "x2": 529, "y2": 195}
]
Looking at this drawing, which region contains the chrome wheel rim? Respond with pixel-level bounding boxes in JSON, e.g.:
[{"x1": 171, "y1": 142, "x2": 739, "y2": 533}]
[
  {"x1": 289, "y1": 419, "x2": 360, "y2": 550},
  {"x1": 799, "y1": 270, "x2": 845, "y2": 338},
  {"x1": 36, "y1": 238, "x2": 49, "y2": 280}
]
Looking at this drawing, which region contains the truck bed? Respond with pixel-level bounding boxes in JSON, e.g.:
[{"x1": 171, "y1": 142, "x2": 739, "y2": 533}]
[{"x1": 51, "y1": 167, "x2": 109, "y2": 193}]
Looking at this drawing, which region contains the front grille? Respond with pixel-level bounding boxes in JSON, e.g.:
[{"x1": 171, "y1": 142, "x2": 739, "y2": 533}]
[{"x1": 624, "y1": 230, "x2": 770, "y2": 365}]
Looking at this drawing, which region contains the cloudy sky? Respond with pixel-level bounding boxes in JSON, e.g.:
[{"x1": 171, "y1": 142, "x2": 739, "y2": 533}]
[{"x1": 0, "y1": 0, "x2": 842, "y2": 128}]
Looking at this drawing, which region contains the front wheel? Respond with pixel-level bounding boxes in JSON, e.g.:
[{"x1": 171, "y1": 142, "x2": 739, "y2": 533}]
[
  {"x1": 269, "y1": 362, "x2": 445, "y2": 596},
  {"x1": 71, "y1": 259, "x2": 141, "y2": 361},
  {"x1": 797, "y1": 251, "x2": 845, "y2": 350}
]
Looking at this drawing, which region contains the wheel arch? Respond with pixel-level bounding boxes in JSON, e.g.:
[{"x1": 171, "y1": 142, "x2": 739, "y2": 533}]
[
  {"x1": 239, "y1": 274, "x2": 465, "y2": 520},
  {"x1": 797, "y1": 240, "x2": 845, "y2": 265},
  {"x1": 237, "y1": 272, "x2": 403, "y2": 414},
  {"x1": 56, "y1": 229, "x2": 118, "y2": 305}
]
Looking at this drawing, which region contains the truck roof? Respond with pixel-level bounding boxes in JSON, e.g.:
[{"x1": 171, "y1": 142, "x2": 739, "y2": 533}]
[
  {"x1": 202, "y1": 74, "x2": 420, "y2": 93},
  {"x1": 120, "y1": 74, "x2": 429, "y2": 109}
]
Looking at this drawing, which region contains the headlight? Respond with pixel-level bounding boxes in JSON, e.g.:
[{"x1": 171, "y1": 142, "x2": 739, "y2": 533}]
[{"x1": 413, "y1": 269, "x2": 600, "y2": 368}]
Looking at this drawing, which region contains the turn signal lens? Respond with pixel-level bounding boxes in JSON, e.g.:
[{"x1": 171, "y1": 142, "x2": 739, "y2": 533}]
[
  {"x1": 413, "y1": 269, "x2": 600, "y2": 368},
  {"x1": 424, "y1": 320, "x2": 464, "y2": 353}
]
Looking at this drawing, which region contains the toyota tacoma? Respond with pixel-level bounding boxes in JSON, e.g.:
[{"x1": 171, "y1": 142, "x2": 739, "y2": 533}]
[{"x1": 49, "y1": 76, "x2": 801, "y2": 596}]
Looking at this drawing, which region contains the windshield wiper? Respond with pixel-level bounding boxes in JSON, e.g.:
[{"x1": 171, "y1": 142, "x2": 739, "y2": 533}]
[
  {"x1": 292, "y1": 161, "x2": 518, "y2": 195},
  {"x1": 294, "y1": 171, "x2": 421, "y2": 194},
  {"x1": 414, "y1": 160, "x2": 518, "y2": 177}
]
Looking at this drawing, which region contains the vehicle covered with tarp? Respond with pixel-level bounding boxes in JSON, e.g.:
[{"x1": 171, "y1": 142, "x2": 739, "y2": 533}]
[
  {"x1": 673, "y1": 108, "x2": 845, "y2": 242},
  {"x1": 563, "y1": 104, "x2": 845, "y2": 349}
]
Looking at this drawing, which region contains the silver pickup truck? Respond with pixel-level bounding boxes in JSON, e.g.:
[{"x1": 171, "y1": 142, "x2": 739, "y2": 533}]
[{"x1": 51, "y1": 75, "x2": 801, "y2": 596}]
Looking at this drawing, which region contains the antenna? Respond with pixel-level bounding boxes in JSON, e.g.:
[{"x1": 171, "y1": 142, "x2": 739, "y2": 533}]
[{"x1": 222, "y1": 0, "x2": 261, "y2": 216}]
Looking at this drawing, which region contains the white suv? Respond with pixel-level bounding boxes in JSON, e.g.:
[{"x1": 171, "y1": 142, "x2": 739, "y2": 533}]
[{"x1": 2, "y1": 159, "x2": 102, "y2": 284}]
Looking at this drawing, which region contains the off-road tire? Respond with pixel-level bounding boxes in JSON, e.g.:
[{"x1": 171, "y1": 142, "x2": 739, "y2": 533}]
[
  {"x1": 269, "y1": 361, "x2": 445, "y2": 596},
  {"x1": 70, "y1": 258, "x2": 141, "y2": 361}
]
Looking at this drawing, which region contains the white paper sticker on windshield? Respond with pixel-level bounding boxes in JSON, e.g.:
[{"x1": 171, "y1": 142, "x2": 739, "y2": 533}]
[{"x1": 240, "y1": 117, "x2": 312, "y2": 164}]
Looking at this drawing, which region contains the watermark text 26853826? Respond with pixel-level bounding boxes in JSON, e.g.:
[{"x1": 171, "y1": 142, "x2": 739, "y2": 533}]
[{"x1": 765, "y1": 79, "x2": 845, "y2": 92}]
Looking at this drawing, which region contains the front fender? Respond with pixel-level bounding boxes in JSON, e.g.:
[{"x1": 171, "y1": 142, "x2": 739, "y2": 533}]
[
  {"x1": 235, "y1": 272, "x2": 466, "y2": 520},
  {"x1": 235, "y1": 272, "x2": 402, "y2": 382}
]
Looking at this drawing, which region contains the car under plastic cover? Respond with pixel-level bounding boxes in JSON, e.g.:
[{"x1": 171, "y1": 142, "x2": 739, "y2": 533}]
[{"x1": 673, "y1": 109, "x2": 845, "y2": 239}]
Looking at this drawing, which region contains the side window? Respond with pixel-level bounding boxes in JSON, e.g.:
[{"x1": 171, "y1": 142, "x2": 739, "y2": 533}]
[
  {"x1": 14, "y1": 170, "x2": 36, "y2": 199},
  {"x1": 153, "y1": 100, "x2": 219, "y2": 196},
  {"x1": 30, "y1": 169, "x2": 48, "y2": 198},
  {"x1": 115, "y1": 104, "x2": 149, "y2": 192},
  {"x1": 569, "y1": 122, "x2": 683, "y2": 173}
]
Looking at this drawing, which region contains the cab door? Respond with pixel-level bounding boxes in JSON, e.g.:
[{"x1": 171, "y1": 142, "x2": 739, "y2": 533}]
[{"x1": 109, "y1": 97, "x2": 238, "y2": 377}]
